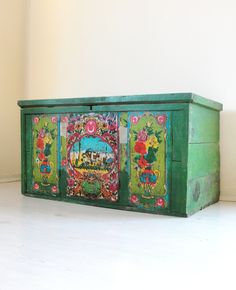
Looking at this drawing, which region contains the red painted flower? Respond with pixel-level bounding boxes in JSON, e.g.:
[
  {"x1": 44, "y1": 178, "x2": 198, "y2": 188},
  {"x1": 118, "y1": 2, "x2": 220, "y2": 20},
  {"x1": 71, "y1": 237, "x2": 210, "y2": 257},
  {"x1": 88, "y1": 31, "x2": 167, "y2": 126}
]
[
  {"x1": 155, "y1": 198, "x2": 165, "y2": 207},
  {"x1": 109, "y1": 183, "x2": 118, "y2": 192},
  {"x1": 61, "y1": 116, "x2": 68, "y2": 123},
  {"x1": 130, "y1": 194, "x2": 139, "y2": 203},
  {"x1": 38, "y1": 152, "x2": 45, "y2": 161},
  {"x1": 138, "y1": 156, "x2": 148, "y2": 168},
  {"x1": 67, "y1": 178, "x2": 74, "y2": 187},
  {"x1": 51, "y1": 185, "x2": 58, "y2": 193},
  {"x1": 36, "y1": 138, "x2": 44, "y2": 150},
  {"x1": 85, "y1": 120, "x2": 97, "y2": 135},
  {"x1": 67, "y1": 123, "x2": 75, "y2": 132},
  {"x1": 61, "y1": 158, "x2": 67, "y2": 166},
  {"x1": 134, "y1": 141, "x2": 147, "y2": 155},
  {"x1": 157, "y1": 115, "x2": 166, "y2": 125},
  {"x1": 108, "y1": 123, "x2": 117, "y2": 131},
  {"x1": 34, "y1": 183, "x2": 39, "y2": 190},
  {"x1": 33, "y1": 117, "x2": 39, "y2": 124},
  {"x1": 109, "y1": 171, "x2": 118, "y2": 180},
  {"x1": 51, "y1": 116, "x2": 57, "y2": 123}
]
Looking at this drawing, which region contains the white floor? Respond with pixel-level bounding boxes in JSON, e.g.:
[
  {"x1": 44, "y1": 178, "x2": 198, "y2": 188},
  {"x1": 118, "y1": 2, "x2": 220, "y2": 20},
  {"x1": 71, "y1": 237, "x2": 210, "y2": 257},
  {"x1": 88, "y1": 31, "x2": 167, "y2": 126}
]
[{"x1": 0, "y1": 182, "x2": 236, "y2": 290}]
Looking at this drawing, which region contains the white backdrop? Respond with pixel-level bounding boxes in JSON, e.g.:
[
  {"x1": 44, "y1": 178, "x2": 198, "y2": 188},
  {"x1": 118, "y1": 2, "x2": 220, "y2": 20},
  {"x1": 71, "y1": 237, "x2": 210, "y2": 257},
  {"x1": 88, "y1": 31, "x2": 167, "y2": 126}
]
[
  {"x1": 6, "y1": 0, "x2": 236, "y2": 199},
  {"x1": 0, "y1": 1, "x2": 25, "y2": 182}
]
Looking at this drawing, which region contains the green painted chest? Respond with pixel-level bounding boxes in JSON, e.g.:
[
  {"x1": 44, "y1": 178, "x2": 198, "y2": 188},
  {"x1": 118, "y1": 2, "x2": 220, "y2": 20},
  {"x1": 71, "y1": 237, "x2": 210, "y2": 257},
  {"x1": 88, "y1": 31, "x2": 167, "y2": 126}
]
[{"x1": 18, "y1": 93, "x2": 222, "y2": 217}]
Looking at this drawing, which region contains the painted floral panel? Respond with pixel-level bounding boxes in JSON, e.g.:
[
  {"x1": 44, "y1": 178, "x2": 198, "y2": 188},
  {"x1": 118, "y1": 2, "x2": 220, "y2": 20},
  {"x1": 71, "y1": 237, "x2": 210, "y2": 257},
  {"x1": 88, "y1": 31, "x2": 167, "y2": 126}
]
[
  {"x1": 64, "y1": 113, "x2": 119, "y2": 201},
  {"x1": 32, "y1": 115, "x2": 59, "y2": 195},
  {"x1": 128, "y1": 112, "x2": 170, "y2": 209}
]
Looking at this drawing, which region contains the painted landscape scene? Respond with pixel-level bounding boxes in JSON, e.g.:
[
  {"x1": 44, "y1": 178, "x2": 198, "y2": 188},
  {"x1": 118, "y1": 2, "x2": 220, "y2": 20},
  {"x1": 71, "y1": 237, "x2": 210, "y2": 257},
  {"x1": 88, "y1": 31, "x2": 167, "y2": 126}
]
[{"x1": 70, "y1": 136, "x2": 115, "y2": 172}]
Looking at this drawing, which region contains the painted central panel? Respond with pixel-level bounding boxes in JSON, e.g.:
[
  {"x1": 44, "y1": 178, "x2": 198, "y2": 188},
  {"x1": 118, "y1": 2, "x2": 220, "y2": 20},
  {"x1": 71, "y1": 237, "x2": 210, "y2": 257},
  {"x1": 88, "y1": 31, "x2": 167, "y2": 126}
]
[{"x1": 62, "y1": 113, "x2": 119, "y2": 201}]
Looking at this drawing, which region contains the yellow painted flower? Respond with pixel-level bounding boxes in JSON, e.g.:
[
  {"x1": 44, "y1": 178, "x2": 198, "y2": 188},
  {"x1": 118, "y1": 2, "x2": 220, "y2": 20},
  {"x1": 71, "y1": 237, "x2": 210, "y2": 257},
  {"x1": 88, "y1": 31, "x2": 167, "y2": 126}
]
[
  {"x1": 146, "y1": 135, "x2": 159, "y2": 149},
  {"x1": 146, "y1": 121, "x2": 152, "y2": 127},
  {"x1": 44, "y1": 134, "x2": 52, "y2": 144}
]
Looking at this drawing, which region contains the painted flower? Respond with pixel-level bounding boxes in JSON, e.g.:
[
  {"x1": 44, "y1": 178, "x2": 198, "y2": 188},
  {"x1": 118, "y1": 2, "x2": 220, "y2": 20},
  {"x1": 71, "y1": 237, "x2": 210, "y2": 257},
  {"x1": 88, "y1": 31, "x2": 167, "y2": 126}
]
[
  {"x1": 101, "y1": 123, "x2": 108, "y2": 130},
  {"x1": 51, "y1": 185, "x2": 58, "y2": 193},
  {"x1": 110, "y1": 171, "x2": 118, "y2": 180},
  {"x1": 146, "y1": 121, "x2": 152, "y2": 127},
  {"x1": 137, "y1": 130, "x2": 148, "y2": 142},
  {"x1": 38, "y1": 129, "x2": 45, "y2": 138},
  {"x1": 146, "y1": 135, "x2": 159, "y2": 149},
  {"x1": 51, "y1": 116, "x2": 57, "y2": 123},
  {"x1": 134, "y1": 141, "x2": 147, "y2": 155},
  {"x1": 75, "y1": 123, "x2": 83, "y2": 131},
  {"x1": 85, "y1": 120, "x2": 97, "y2": 135},
  {"x1": 155, "y1": 198, "x2": 165, "y2": 207},
  {"x1": 44, "y1": 134, "x2": 52, "y2": 144},
  {"x1": 157, "y1": 115, "x2": 166, "y2": 125},
  {"x1": 138, "y1": 156, "x2": 148, "y2": 168},
  {"x1": 109, "y1": 183, "x2": 118, "y2": 192},
  {"x1": 61, "y1": 116, "x2": 68, "y2": 123},
  {"x1": 67, "y1": 123, "x2": 75, "y2": 132},
  {"x1": 67, "y1": 178, "x2": 75, "y2": 187},
  {"x1": 33, "y1": 117, "x2": 39, "y2": 124},
  {"x1": 111, "y1": 196, "x2": 117, "y2": 202},
  {"x1": 130, "y1": 194, "x2": 139, "y2": 203},
  {"x1": 131, "y1": 116, "x2": 139, "y2": 124},
  {"x1": 61, "y1": 158, "x2": 67, "y2": 166},
  {"x1": 38, "y1": 152, "x2": 45, "y2": 161},
  {"x1": 34, "y1": 183, "x2": 39, "y2": 190},
  {"x1": 108, "y1": 123, "x2": 117, "y2": 131},
  {"x1": 36, "y1": 138, "x2": 44, "y2": 150}
]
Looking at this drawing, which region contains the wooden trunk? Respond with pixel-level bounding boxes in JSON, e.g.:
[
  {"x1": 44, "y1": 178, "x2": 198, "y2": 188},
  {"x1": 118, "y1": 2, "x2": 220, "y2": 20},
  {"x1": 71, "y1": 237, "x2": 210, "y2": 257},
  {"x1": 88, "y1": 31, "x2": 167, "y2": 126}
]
[{"x1": 18, "y1": 93, "x2": 222, "y2": 217}]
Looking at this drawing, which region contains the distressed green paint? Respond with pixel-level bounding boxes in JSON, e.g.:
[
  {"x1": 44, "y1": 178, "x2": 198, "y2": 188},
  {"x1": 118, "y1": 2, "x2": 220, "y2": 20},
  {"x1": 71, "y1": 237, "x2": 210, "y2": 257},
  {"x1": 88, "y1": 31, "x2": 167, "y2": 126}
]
[
  {"x1": 187, "y1": 143, "x2": 220, "y2": 179},
  {"x1": 18, "y1": 93, "x2": 223, "y2": 111},
  {"x1": 189, "y1": 104, "x2": 220, "y2": 143},
  {"x1": 93, "y1": 103, "x2": 189, "y2": 112},
  {"x1": 18, "y1": 93, "x2": 222, "y2": 217},
  {"x1": 186, "y1": 173, "x2": 220, "y2": 216},
  {"x1": 32, "y1": 115, "x2": 59, "y2": 195},
  {"x1": 171, "y1": 162, "x2": 187, "y2": 216},
  {"x1": 172, "y1": 110, "x2": 189, "y2": 162}
]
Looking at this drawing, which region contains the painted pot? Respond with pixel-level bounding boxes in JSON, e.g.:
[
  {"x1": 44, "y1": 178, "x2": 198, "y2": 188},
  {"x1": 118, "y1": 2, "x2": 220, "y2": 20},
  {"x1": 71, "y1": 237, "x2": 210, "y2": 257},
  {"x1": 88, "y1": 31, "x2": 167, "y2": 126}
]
[
  {"x1": 139, "y1": 168, "x2": 157, "y2": 185},
  {"x1": 40, "y1": 159, "x2": 51, "y2": 174}
]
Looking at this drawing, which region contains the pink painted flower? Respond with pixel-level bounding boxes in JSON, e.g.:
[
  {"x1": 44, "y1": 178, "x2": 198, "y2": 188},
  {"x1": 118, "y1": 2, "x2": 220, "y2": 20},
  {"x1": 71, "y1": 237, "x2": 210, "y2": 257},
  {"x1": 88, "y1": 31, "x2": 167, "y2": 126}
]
[
  {"x1": 108, "y1": 123, "x2": 118, "y2": 131},
  {"x1": 61, "y1": 158, "x2": 67, "y2": 166},
  {"x1": 85, "y1": 120, "x2": 97, "y2": 135},
  {"x1": 33, "y1": 117, "x2": 39, "y2": 124},
  {"x1": 67, "y1": 123, "x2": 75, "y2": 132},
  {"x1": 67, "y1": 178, "x2": 74, "y2": 187},
  {"x1": 109, "y1": 183, "x2": 118, "y2": 192},
  {"x1": 39, "y1": 128, "x2": 45, "y2": 138},
  {"x1": 157, "y1": 115, "x2": 166, "y2": 125},
  {"x1": 155, "y1": 198, "x2": 165, "y2": 207},
  {"x1": 130, "y1": 194, "x2": 139, "y2": 203},
  {"x1": 111, "y1": 196, "x2": 117, "y2": 202},
  {"x1": 137, "y1": 130, "x2": 148, "y2": 142},
  {"x1": 34, "y1": 183, "x2": 39, "y2": 190},
  {"x1": 51, "y1": 185, "x2": 58, "y2": 193},
  {"x1": 51, "y1": 116, "x2": 57, "y2": 123},
  {"x1": 61, "y1": 116, "x2": 68, "y2": 123},
  {"x1": 131, "y1": 116, "x2": 139, "y2": 124}
]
